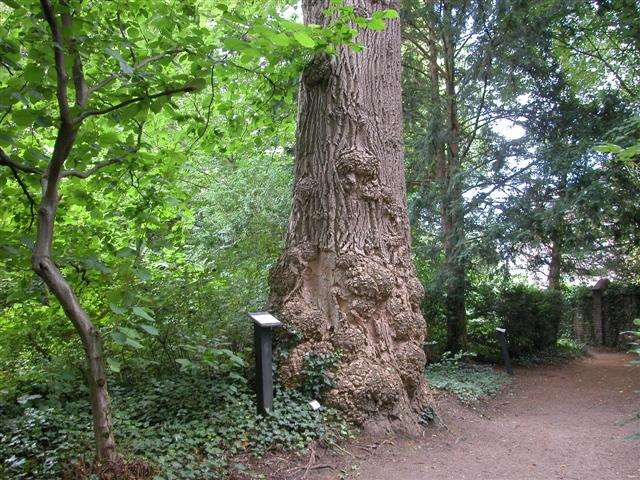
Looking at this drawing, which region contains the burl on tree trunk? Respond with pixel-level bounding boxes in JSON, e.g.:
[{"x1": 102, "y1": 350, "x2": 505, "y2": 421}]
[{"x1": 269, "y1": 0, "x2": 428, "y2": 432}]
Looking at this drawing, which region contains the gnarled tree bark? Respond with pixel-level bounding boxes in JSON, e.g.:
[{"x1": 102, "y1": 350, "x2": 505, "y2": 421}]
[{"x1": 269, "y1": 0, "x2": 428, "y2": 432}]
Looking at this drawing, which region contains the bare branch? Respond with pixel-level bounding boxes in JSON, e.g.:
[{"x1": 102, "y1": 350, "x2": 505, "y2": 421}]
[
  {"x1": 0, "y1": 148, "x2": 43, "y2": 175},
  {"x1": 228, "y1": 61, "x2": 276, "y2": 91},
  {"x1": 402, "y1": 62, "x2": 429, "y2": 78},
  {"x1": 88, "y1": 48, "x2": 187, "y2": 96},
  {"x1": 60, "y1": 157, "x2": 126, "y2": 179},
  {"x1": 61, "y1": 121, "x2": 144, "y2": 179},
  {"x1": 75, "y1": 85, "x2": 197, "y2": 123},
  {"x1": 0, "y1": 60, "x2": 13, "y2": 75},
  {"x1": 0, "y1": 104, "x2": 13, "y2": 126},
  {"x1": 7, "y1": 164, "x2": 37, "y2": 229}
]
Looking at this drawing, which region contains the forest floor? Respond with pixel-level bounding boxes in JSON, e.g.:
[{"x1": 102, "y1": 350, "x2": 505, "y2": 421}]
[{"x1": 250, "y1": 349, "x2": 640, "y2": 480}]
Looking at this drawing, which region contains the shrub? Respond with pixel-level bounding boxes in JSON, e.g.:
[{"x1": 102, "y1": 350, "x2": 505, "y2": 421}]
[
  {"x1": 602, "y1": 284, "x2": 640, "y2": 347},
  {"x1": 513, "y1": 337, "x2": 587, "y2": 366},
  {"x1": 424, "y1": 352, "x2": 510, "y2": 403},
  {"x1": 466, "y1": 316, "x2": 502, "y2": 361},
  {"x1": 496, "y1": 284, "x2": 565, "y2": 356}
]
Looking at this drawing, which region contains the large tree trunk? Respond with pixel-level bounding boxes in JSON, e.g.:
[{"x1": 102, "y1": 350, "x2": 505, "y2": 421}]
[
  {"x1": 548, "y1": 176, "x2": 567, "y2": 291},
  {"x1": 442, "y1": 217, "x2": 466, "y2": 353},
  {"x1": 547, "y1": 234, "x2": 562, "y2": 290},
  {"x1": 435, "y1": 138, "x2": 466, "y2": 354},
  {"x1": 269, "y1": 0, "x2": 428, "y2": 431},
  {"x1": 437, "y1": 2, "x2": 467, "y2": 353}
]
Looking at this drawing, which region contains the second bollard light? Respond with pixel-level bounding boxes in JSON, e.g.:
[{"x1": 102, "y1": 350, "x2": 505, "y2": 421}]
[{"x1": 495, "y1": 327, "x2": 514, "y2": 375}]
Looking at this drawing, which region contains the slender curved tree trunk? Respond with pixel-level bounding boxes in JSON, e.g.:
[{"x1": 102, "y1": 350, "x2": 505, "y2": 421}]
[
  {"x1": 29, "y1": 1, "x2": 118, "y2": 462},
  {"x1": 32, "y1": 262, "x2": 118, "y2": 462},
  {"x1": 269, "y1": 0, "x2": 428, "y2": 431},
  {"x1": 31, "y1": 127, "x2": 118, "y2": 464}
]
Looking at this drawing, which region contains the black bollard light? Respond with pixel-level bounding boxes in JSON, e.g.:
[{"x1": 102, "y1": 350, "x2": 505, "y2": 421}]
[
  {"x1": 248, "y1": 312, "x2": 282, "y2": 415},
  {"x1": 495, "y1": 327, "x2": 514, "y2": 375}
]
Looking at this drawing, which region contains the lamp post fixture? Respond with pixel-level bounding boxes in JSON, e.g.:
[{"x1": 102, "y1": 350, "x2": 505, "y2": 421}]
[
  {"x1": 495, "y1": 327, "x2": 514, "y2": 375},
  {"x1": 248, "y1": 312, "x2": 282, "y2": 415}
]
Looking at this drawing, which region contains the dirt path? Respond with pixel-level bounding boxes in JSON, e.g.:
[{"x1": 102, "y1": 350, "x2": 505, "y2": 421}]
[{"x1": 353, "y1": 350, "x2": 640, "y2": 480}]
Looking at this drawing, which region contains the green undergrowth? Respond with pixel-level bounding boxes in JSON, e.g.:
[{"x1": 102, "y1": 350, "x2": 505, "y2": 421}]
[
  {"x1": 0, "y1": 373, "x2": 350, "y2": 480},
  {"x1": 512, "y1": 338, "x2": 587, "y2": 366},
  {"x1": 425, "y1": 352, "x2": 511, "y2": 403},
  {"x1": 617, "y1": 411, "x2": 640, "y2": 440}
]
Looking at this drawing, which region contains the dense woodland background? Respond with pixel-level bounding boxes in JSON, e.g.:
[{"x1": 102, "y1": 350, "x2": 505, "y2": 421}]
[{"x1": 0, "y1": 0, "x2": 638, "y2": 478}]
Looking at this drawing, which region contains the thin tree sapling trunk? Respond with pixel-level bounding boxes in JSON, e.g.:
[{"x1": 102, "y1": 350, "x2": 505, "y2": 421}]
[
  {"x1": 32, "y1": 185, "x2": 118, "y2": 462},
  {"x1": 2, "y1": 0, "x2": 194, "y2": 462},
  {"x1": 31, "y1": 0, "x2": 119, "y2": 462}
]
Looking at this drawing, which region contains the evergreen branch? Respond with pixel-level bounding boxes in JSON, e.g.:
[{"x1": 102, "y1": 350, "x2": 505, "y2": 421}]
[
  {"x1": 466, "y1": 161, "x2": 536, "y2": 212},
  {"x1": 459, "y1": 65, "x2": 490, "y2": 161},
  {"x1": 553, "y1": 35, "x2": 635, "y2": 97}
]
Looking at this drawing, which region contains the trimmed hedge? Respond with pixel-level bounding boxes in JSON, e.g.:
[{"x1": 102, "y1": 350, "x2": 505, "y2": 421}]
[{"x1": 496, "y1": 284, "x2": 565, "y2": 356}]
